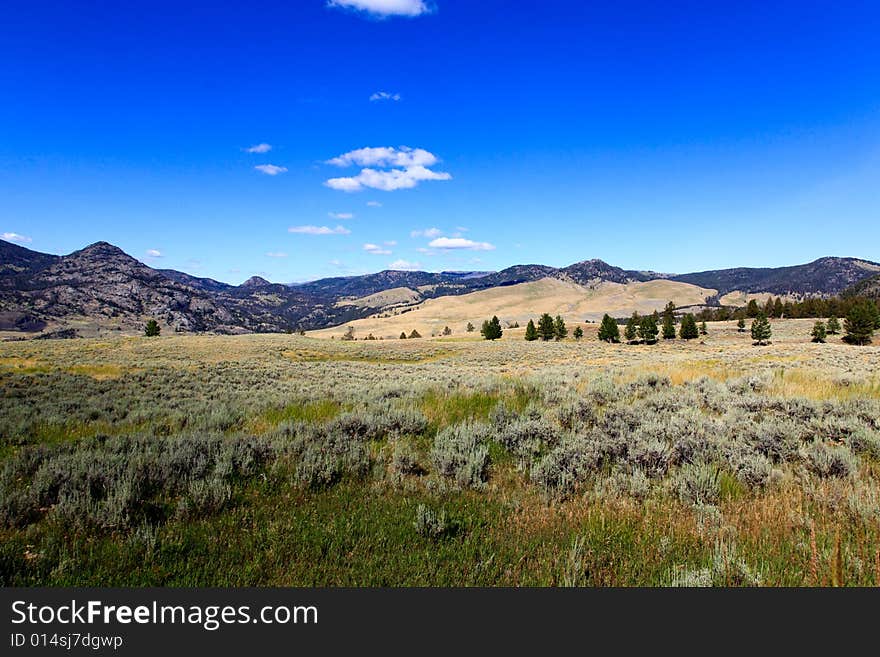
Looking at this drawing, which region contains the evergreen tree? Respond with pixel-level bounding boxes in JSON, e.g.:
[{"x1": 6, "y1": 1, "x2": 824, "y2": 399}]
[
  {"x1": 409, "y1": 329, "x2": 422, "y2": 339},
  {"x1": 524, "y1": 319, "x2": 538, "y2": 341},
  {"x1": 661, "y1": 313, "x2": 676, "y2": 339},
  {"x1": 811, "y1": 321, "x2": 826, "y2": 343},
  {"x1": 144, "y1": 319, "x2": 161, "y2": 337},
  {"x1": 538, "y1": 313, "x2": 556, "y2": 341},
  {"x1": 750, "y1": 313, "x2": 772, "y2": 346},
  {"x1": 843, "y1": 301, "x2": 875, "y2": 345},
  {"x1": 764, "y1": 297, "x2": 775, "y2": 318},
  {"x1": 737, "y1": 317, "x2": 746, "y2": 332},
  {"x1": 746, "y1": 299, "x2": 760, "y2": 318},
  {"x1": 598, "y1": 314, "x2": 620, "y2": 343},
  {"x1": 624, "y1": 312, "x2": 640, "y2": 343},
  {"x1": 400, "y1": 332, "x2": 407, "y2": 339},
  {"x1": 679, "y1": 314, "x2": 699, "y2": 340},
  {"x1": 826, "y1": 315, "x2": 840, "y2": 335},
  {"x1": 573, "y1": 325, "x2": 583, "y2": 340},
  {"x1": 553, "y1": 315, "x2": 567, "y2": 340},
  {"x1": 466, "y1": 322, "x2": 475, "y2": 333},
  {"x1": 699, "y1": 320, "x2": 708, "y2": 336},
  {"x1": 638, "y1": 315, "x2": 659, "y2": 344},
  {"x1": 773, "y1": 298, "x2": 784, "y2": 318},
  {"x1": 480, "y1": 315, "x2": 503, "y2": 341}
]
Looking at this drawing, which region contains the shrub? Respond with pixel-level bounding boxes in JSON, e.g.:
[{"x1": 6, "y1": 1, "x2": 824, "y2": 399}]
[
  {"x1": 391, "y1": 441, "x2": 426, "y2": 476},
  {"x1": 144, "y1": 320, "x2": 161, "y2": 337},
  {"x1": 802, "y1": 443, "x2": 857, "y2": 479},
  {"x1": 431, "y1": 424, "x2": 491, "y2": 489},
  {"x1": 413, "y1": 503, "x2": 451, "y2": 538},
  {"x1": 676, "y1": 462, "x2": 720, "y2": 505}
]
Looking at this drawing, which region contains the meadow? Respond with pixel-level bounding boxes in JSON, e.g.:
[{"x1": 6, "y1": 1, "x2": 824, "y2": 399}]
[{"x1": 1, "y1": 318, "x2": 879, "y2": 586}]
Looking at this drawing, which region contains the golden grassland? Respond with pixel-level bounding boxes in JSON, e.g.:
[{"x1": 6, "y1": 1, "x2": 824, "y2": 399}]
[{"x1": 1, "y1": 318, "x2": 878, "y2": 586}]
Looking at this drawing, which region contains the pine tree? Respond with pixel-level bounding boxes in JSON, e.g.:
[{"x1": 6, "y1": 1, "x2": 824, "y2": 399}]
[
  {"x1": 480, "y1": 316, "x2": 503, "y2": 341},
  {"x1": 625, "y1": 312, "x2": 640, "y2": 343},
  {"x1": 144, "y1": 319, "x2": 161, "y2": 337},
  {"x1": 553, "y1": 315, "x2": 567, "y2": 340},
  {"x1": 573, "y1": 325, "x2": 584, "y2": 340},
  {"x1": 400, "y1": 332, "x2": 407, "y2": 339},
  {"x1": 466, "y1": 322, "x2": 475, "y2": 333},
  {"x1": 525, "y1": 319, "x2": 538, "y2": 341},
  {"x1": 699, "y1": 320, "x2": 708, "y2": 336},
  {"x1": 826, "y1": 315, "x2": 840, "y2": 335},
  {"x1": 843, "y1": 301, "x2": 875, "y2": 345},
  {"x1": 409, "y1": 329, "x2": 422, "y2": 339},
  {"x1": 746, "y1": 300, "x2": 760, "y2": 318},
  {"x1": 679, "y1": 314, "x2": 699, "y2": 340},
  {"x1": 737, "y1": 317, "x2": 746, "y2": 332},
  {"x1": 538, "y1": 313, "x2": 555, "y2": 341},
  {"x1": 764, "y1": 297, "x2": 775, "y2": 318},
  {"x1": 638, "y1": 315, "x2": 659, "y2": 344},
  {"x1": 662, "y1": 312, "x2": 676, "y2": 339},
  {"x1": 811, "y1": 321, "x2": 826, "y2": 343},
  {"x1": 773, "y1": 298, "x2": 784, "y2": 318},
  {"x1": 750, "y1": 313, "x2": 772, "y2": 346},
  {"x1": 598, "y1": 314, "x2": 620, "y2": 343}
]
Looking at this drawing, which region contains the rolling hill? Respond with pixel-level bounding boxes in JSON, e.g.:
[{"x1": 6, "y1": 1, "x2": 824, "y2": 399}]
[{"x1": 1, "y1": 238, "x2": 877, "y2": 337}]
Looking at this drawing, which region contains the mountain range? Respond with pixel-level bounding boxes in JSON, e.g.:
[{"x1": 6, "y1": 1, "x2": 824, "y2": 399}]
[{"x1": 1, "y1": 238, "x2": 878, "y2": 337}]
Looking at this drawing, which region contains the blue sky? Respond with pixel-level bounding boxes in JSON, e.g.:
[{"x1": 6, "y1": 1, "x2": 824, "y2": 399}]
[{"x1": 1, "y1": 0, "x2": 878, "y2": 284}]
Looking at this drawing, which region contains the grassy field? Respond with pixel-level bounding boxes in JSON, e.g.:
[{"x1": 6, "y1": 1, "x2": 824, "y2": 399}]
[{"x1": 1, "y1": 319, "x2": 879, "y2": 586}]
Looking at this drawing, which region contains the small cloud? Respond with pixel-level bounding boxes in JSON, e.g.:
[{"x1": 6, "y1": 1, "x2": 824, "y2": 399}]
[
  {"x1": 366, "y1": 201, "x2": 383, "y2": 207},
  {"x1": 389, "y1": 259, "x2": 422, "y2": 270},
  {"x1": 288, "y1": 225, "x2": 351, "y2": 235},
  {"x1": 327, "y1": 146, "x2": 438, "y2": 168},
  {"x1": 254, "y1": 164, "x2": 288, "y2": 176},
  {"x1": 428, "y1": 237, "x2": 495, "y2": 251},
  {"x1": 145, "y1": 249, "x2": 163, "y2": 258},
  {"x1": 266, "y1": 251, "x2": 288, "y2": 258},
  {"x1": 383, "y1": 240, "x2": 397, "y2": 246},
  {"x1": 2, "y1": 232, "x2": 32, "y2": 244},
  {"x1": 415, "y1": 247, "x2": 434, "y2": 255},
  {"x1": 245, "y1": 143, "x2": 272, "y2": 154},
  {"x1": 363, "y1": 243, "x2": 392, "y2": 255},
  {"x1": 325, "y1": 147, "x2": 451, "y2": 192},
  {"x1": 327, "y1": 0, "x2": 431, "y2": 18},
  {"x1": 370, "y1": 91, "x2": 401, "y2": 102},
  {"x1": 325, "y1": 166, "x2": 450, "y2": 192},
  {"x1": 328, "y1": 212, "x2": 354, "y2": 220},
  {"x1": 410, "y1": 227, "x2": 442, "y2": 239},
  {"x1": 455, "y1": 226, "x2": 469, "y2": 233}
]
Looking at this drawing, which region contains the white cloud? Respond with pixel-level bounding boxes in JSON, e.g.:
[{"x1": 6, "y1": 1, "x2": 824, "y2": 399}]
[
  {"x1": 327, "y1": 0, "x2": 431, "y2": 18},
  {"x1": 366, "y1": 201, "x2": 383, "y2": 207},
  {"x1": 145, "y1": 249, "x2": 163, "y2": 258},
  {"x1": 328, "y1": 212, "x2": 354, "y2": 220},
  {"x1": 266, "y1": 251, "x2": 288, "y2": 258},
  {"x1": 363, "y1": 243, "x2": 392, "y2": 255},
  {"x1": 370, "y1": 91, "x2": 401, "y2": 102},
  {"x1": 325, "y1": 147, "x2": 450, "y2": 192},
  {"x1": 326, "y1": 165, "x2": 450, "y2": 192},
  {"x1": 384, "y1": 240, "x2": 397, "y2": 246},
  {"x1": 428, "y1": 237, "x2": 495, "y2": 251},
  {"x1": 254, "y1": 164, "x2": 288, "y2": 176},
  {"x1": 388, "y1": 259, "x2": 422, "y2": 270},
  {"x1": 2, "y1": 232, "x2": 32, "y2": 244},
  {"x1": 245, "y1": 143, "x2": 272, "y2": 153},
  {"x1": 327, "y1": 146, "x2": 437, "y2": 168},
  {"x1": 410, "y1": 227, "x2": 442, "y2": 239},
  {"x1": 288, "y1": 225, "x2": 351, "y2": 235}
]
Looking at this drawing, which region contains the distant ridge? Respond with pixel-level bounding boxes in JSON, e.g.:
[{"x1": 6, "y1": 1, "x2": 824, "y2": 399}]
[{"x1": 2, "y1": 238, "x2": 878, "y2": 336}]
